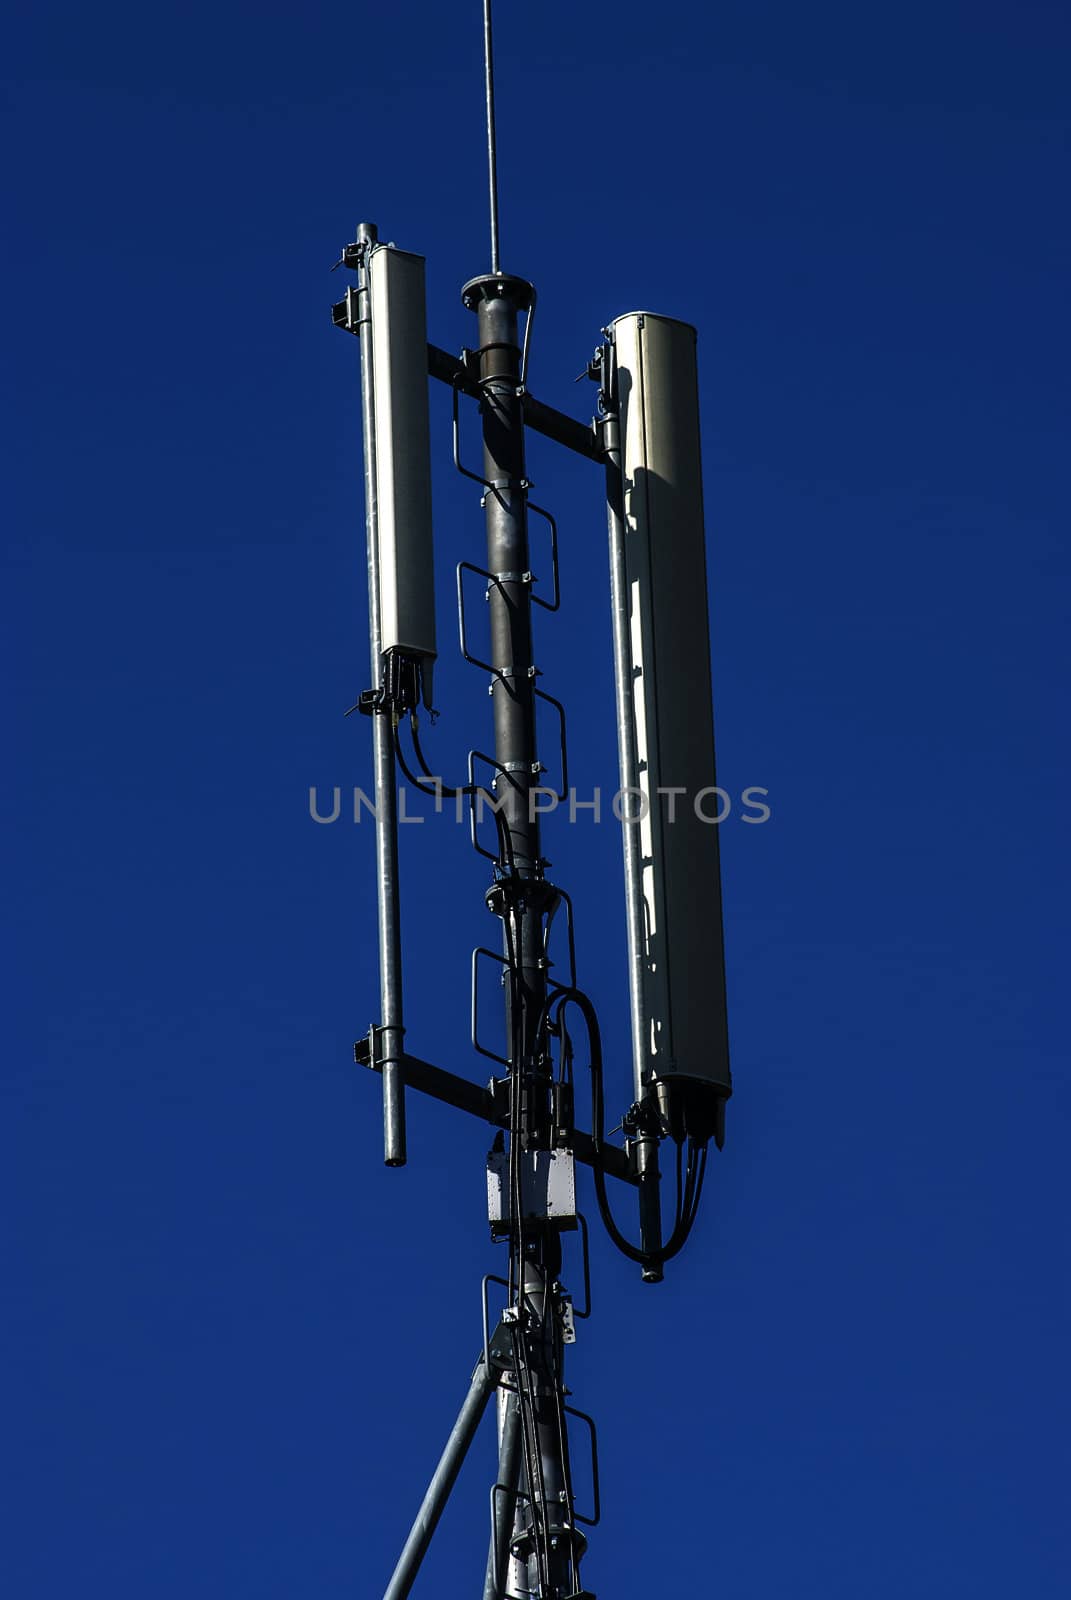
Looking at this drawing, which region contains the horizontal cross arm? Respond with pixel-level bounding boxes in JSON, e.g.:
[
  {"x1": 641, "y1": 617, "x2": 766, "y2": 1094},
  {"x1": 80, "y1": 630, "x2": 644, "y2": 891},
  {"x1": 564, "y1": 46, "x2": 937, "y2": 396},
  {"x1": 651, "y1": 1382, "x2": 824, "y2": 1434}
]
[
  {"x1": 356, "y1": 1037, "x2": 637, "y2": 1186},
  {"x1": 426, "y1": 343, "x2": 604, "y2": 463}
]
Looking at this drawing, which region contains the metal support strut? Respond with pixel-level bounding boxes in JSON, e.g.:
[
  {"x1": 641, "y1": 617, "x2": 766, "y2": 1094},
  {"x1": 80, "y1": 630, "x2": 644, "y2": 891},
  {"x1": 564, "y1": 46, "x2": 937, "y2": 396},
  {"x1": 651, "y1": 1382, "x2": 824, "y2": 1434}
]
[{"x1": 383, "y1": 1349, "x2": 498, "y2": 1600}]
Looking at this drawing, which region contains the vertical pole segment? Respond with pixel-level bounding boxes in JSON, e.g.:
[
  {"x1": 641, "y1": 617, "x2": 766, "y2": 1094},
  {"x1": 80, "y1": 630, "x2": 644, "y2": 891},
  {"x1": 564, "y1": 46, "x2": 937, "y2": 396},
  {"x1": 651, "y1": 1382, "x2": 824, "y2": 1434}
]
[
  {"x1": 356, "y1": 220, "x2": 406, "y2": 1166},
  {"x1": 483, "y1": 1386, "x2": 523, "y2": 1600},
  {"x1": 383, "y1": 1354, "x2": 497, "y2": 1600},
  {"x1": 520, "y1": 1253, "x2": 581, "y2": 1595},
  {"x1": 463, "y1": 272, "x2": 550, "y2": 1104},
  {"x1": 466, "y1": 274, "x2": 539, "y2": 882},
  {"x1": 462, "y1": 272, "x2": 579, "y2": 1596}
]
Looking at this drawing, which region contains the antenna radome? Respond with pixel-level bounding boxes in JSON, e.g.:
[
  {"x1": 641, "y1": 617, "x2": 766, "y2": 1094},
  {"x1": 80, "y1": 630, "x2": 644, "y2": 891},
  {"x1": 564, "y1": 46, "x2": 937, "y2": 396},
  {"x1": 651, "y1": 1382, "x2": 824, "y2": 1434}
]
[{"x1": 607, "y1": 311, "x2": 732, "y2": 1147}]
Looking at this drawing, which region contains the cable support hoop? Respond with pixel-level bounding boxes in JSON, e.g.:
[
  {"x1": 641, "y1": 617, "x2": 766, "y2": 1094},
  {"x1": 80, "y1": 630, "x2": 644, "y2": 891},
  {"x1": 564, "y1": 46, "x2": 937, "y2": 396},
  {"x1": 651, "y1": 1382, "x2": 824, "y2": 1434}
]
[
  {"x1": 472, "y1": 947, "x2": 512, "y2": 1067},
  {"x1": 543, "y1": 888, "x2": 578, "y2": 995},
  {"x1": 451, "y1": 386, "x2": 529, "y2": 493},
  {"x1": 561, "y1": 1404, "x2": 600, "y2": 1528},
  {"x1": 466, "y1": 749, "x2": 527, "y2": 867},
  {"x1": 457, "y1": 564, "x2": 549, "y2": 656},
  {"x1": 392, "y1": 717, "x2": 519, "y2": 876},
  {"x1": 452, "y1": 365, "x2": 541, "y2": 494},
  {"x1": 452, "y1": 377, "x2": 495, "y2": 489},
  {"x1": 456, "y1": 577, "x2": 570, "y2": 798},
  {"x1": 527, "y1": 501, "x2": 561, "y2": 612}
]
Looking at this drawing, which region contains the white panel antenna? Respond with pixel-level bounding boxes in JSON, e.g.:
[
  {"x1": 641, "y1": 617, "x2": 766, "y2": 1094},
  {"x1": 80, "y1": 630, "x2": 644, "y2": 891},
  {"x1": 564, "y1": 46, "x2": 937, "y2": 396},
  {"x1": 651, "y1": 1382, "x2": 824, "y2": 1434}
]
[
  {"x1": 368, "y1": 243, "x2": 437, "y2": 706},
  {"x1": 608, "y1": 311, "x2": 732, "y2": 1144}
]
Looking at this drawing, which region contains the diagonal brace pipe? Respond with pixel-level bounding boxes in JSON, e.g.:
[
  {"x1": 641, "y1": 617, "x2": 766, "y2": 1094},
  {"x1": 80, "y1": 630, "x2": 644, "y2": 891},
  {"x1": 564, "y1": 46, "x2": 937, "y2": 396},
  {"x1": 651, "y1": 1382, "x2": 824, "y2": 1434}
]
[{"x1": 382, "y1": 1349, "x2": 498, "y2": 1600}]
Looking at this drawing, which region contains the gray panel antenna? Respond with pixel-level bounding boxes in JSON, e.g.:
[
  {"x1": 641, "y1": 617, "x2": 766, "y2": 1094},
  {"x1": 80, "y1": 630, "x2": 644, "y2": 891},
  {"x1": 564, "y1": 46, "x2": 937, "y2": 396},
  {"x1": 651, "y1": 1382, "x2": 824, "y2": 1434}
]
[
  {"x1": 608, "y1": 310, "x2": 732, "y2": 1140},
  {"x1": 369, "y1": 243, "x2": 437, "y2": 706}
]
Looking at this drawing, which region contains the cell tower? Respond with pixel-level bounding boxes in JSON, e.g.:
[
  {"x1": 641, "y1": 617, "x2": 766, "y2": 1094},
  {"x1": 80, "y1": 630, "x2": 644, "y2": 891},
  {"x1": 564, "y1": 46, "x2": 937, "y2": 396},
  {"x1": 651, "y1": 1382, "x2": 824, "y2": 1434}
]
[{"x1": 331, "y1": 7, "x2": 731, "y2": 1594}]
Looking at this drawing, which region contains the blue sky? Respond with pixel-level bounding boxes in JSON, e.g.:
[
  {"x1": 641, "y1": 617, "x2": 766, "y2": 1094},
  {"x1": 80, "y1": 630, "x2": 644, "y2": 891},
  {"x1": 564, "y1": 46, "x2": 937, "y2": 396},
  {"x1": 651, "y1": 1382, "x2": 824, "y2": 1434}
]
[{"x1": 5, "y1": 2, "x2": 1069, "y2": 1595}]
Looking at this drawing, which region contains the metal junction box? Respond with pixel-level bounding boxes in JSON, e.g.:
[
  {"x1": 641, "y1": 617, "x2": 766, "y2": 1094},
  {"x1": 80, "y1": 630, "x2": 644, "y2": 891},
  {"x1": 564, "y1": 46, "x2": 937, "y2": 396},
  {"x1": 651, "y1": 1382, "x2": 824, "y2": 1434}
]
[{"x1": 486, "y1": 1148, "x2": 577, "y2": 1234}]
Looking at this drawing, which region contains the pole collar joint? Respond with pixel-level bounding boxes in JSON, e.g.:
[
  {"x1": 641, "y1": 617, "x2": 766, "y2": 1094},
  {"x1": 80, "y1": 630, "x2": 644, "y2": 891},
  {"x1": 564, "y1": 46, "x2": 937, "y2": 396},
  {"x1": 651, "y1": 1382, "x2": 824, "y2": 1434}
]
[{"x1": 461, "y1": 272, "x2": 535, "y2": 312}]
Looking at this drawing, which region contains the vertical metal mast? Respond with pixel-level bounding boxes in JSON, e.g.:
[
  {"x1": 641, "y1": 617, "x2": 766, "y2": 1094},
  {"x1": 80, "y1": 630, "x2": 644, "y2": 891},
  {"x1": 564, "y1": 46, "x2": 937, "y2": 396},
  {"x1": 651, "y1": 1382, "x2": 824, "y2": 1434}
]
[
  {"x1": 462, "y1": 264, "x2": 575, "y2": 1596},
  {"x1": 469, "y1": 11, "x2": 576, "y2": 1593}
]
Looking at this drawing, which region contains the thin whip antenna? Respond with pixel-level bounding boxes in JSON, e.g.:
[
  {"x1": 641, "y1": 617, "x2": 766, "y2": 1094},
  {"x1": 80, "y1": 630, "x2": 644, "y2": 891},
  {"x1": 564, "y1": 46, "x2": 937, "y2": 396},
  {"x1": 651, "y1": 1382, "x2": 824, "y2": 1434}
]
[{"x1": 482, "y1": 0, "x2": 501, "y2": 273}]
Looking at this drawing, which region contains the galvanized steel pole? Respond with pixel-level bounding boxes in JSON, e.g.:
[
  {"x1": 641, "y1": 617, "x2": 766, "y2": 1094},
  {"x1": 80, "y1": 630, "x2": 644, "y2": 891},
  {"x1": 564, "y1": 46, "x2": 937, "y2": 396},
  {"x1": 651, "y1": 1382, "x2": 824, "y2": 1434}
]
[{"x1": 382, "y1": 1353, "x2": 497, "y2": 1600}]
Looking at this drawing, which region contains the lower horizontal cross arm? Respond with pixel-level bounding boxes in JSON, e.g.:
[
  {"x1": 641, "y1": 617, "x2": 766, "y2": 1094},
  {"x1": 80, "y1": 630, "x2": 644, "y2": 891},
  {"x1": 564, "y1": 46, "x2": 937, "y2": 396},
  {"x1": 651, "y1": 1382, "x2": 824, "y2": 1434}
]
[{"x1": 355, "y1": 1039, "x2": 637, "y2": 1186}]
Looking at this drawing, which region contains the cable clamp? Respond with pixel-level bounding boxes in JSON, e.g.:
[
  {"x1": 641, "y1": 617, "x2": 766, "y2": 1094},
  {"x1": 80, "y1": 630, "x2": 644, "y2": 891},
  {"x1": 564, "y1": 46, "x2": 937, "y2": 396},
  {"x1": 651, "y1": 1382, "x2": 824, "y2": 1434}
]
[
  {"x1": 331, "y1": 241, "x2": 364, "y2": 273},
  {"x1": 482, "y1": 475, "x2": 531, "y2": 494},
  {"x1": 622, "y1": 1098, "x2": 666, "y2": 1139},
  {"x1": 489, "y1": 666, "x2": 541, "y2": 687},
  {"x1": 344, "y1": 688, "x2": 385, "y2": 718}
]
